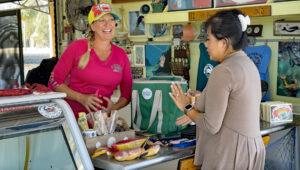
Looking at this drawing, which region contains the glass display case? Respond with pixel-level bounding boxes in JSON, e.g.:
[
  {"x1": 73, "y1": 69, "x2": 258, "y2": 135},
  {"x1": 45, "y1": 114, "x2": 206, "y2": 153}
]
[{"x1": 0, "y1": 92, "x2": 93, "y2": 170}]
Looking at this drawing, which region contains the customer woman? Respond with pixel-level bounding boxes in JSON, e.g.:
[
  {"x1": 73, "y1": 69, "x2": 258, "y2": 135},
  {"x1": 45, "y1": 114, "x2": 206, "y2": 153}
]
[
  {"x1": 49, "y1": 3, "x2": 132, "y2": 120},
  {"x1": 170, "y1": 9, "x2": 265, "y2": 169}
]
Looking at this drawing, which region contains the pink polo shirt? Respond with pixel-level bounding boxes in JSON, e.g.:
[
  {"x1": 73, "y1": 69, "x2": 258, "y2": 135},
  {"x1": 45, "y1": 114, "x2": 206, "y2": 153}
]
[{"x1": 48, "y1": 39, "x2": 132, "y2": 119}]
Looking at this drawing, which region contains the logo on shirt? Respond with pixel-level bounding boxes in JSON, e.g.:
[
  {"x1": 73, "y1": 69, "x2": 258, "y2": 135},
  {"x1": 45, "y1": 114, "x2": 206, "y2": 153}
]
[
  {"x1": 248, "y1": 52, "x2": 262, "y2": 69},
  {"x1": 204, "y1": 64, "x2": 214, "y2": 78},
  {"x1": 111, "y1": 64, "x2": 122, "y2": 72}
]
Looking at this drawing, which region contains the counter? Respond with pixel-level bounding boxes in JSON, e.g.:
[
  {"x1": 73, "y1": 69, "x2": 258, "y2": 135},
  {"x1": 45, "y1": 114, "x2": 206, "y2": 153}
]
[
  {"x1": 93, "y1": 115, "x2": 300, "y2": 170},
  {"x1": 92, "y1": 145, "x2": 195, "y2": 170},
  {"x1": 260, "y1": 114, "x2": 300, "y2": 136}
]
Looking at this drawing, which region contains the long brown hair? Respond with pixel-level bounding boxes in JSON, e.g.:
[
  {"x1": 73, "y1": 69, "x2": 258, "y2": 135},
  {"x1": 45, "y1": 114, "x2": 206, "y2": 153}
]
[{"x1": 78, "y1": 30, "x2": 95, "y2": 69}]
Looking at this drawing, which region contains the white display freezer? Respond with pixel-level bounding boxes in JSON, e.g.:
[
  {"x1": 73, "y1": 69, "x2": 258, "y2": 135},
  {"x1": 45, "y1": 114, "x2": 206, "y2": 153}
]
[{"x1": 0, "y1": 92, "x2": 94, "y2": 170}]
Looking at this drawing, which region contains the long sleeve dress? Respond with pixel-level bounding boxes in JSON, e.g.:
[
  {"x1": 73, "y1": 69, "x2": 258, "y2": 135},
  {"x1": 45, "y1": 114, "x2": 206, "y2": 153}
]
[{"x1": 193, "y1": 50, "x2": 265, "y2": 170}]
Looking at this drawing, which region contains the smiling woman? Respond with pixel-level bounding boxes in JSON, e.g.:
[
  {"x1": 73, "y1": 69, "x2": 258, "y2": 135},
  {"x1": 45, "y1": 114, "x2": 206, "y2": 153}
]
[
  {"x1": 48, "y1": 3, "x2": 133, "y2": 123},
  {"x1": 91, "y1": 14, "x2": 116, "y2": 45}
]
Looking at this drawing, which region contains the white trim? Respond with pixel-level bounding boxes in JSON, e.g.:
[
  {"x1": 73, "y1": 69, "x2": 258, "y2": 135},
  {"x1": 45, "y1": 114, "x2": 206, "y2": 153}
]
[{"x1": 54, "y1": 99, "x2": 94, "y2": 170}]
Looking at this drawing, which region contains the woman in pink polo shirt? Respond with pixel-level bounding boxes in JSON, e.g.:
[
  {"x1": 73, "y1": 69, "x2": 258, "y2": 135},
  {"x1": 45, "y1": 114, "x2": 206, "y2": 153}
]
[{"x1": 48, "y1": 3, "x2": 132, "y2": 120}]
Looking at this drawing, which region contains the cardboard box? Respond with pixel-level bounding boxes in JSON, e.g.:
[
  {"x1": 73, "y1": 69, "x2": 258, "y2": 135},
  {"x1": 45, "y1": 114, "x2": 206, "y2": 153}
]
[
  {"x1": 85, "y1": 130, "x2": 135, "y2": 155},
  {"x1": 270, "y1": 103, "x2": 293, "y2": 123},
  {"x1": 260, "y1": 101, "x2": 293, "y2": 124}
]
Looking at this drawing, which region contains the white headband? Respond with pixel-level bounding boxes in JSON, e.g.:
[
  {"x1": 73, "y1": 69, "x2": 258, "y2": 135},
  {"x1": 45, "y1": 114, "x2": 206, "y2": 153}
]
[{"x1": 238, "y1": 14, "x2": 250, "y2": 32}]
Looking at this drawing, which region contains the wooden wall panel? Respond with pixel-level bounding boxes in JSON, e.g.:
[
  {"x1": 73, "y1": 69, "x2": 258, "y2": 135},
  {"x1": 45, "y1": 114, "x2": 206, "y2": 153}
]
[{"x1": 189, "y1": 5, "x2": 271, "y2": 21}]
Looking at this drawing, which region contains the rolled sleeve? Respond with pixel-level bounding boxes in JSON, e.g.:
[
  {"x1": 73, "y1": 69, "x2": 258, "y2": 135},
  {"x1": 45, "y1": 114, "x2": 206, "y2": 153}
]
[{"x1": 48, "y1": 43, "x2": 75, "y2": 90}]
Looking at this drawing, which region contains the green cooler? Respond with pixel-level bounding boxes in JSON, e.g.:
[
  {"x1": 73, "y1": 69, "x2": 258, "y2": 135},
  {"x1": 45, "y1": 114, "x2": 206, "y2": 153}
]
[{"x1": 131, "y1": 76, "x2": 187, "y2": 134}]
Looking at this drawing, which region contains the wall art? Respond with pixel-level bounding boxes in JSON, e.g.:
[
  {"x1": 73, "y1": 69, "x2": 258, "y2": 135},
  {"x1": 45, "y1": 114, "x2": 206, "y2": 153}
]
[
  {"x1": 145, "y1": 45, "x2": 171, "y2": 77},
  {"x1": 128, "y1": 11, "x2": 146, "y2": 36},
  {"x1": 277, "y1": 41, "x2": 300, "y2": 97},
  {"x1": 274, "y1": 21, "x2": 300, "y2": 36},
  {"x1": 133, "y1": 45, "x2": 145, "y2": 66}
]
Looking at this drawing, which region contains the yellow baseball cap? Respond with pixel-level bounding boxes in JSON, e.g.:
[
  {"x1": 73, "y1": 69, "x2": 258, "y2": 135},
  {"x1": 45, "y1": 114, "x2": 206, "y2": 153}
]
[{"x1": 88, "y1": 3, "x2": 119, "y2": 25}]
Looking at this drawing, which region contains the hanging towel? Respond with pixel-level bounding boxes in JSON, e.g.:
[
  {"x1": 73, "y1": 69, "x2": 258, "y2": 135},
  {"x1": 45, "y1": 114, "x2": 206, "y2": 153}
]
[
  {"x1": 196, "y1": 43, "x2": 219, "y2": 91},
  {"x1": 244, "y1": 45, "x2": 271, "y2": 101}
]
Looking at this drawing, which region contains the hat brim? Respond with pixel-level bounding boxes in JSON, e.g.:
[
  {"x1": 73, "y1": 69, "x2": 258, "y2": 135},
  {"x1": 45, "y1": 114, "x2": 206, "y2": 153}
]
[{"x1": 89, "y1": 12, "x2": 120, "y2": 25}]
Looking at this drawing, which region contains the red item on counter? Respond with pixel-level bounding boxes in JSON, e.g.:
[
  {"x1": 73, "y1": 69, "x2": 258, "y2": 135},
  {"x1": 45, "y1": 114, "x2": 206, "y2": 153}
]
[
  {"x1": 0, "y1": 83, "x2": 52, "y2": 97},
  {"x1": 23, "y1": 83, "x2": 51, "y2": 93},
  {"x1": 115, "y1": 138, "x2": 143, "y2": 144},
  {"x1": 0, "y1": 89, "x2": 31, "y2": 96},
  {"x1": 95, "y1": 89, "x2": 108, "y2": 110},
  {"x1": 0, "y1": 105, "x2": 35, "y2": 112}
]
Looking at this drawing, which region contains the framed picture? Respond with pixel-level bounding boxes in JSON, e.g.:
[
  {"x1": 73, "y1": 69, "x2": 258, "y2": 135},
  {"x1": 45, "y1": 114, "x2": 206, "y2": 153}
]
[
  {"x1": 149, "y1": 24, "x2": 170, "y2": 38},
  {"x1": 134, "y1": 45, "x2": 145, "y2": 66},
  {"x1": 131, "y1": 66, "x2": 144, "y2": 79},
  {"x1": 128, "y1": 11, "x2": 146, "y2": 36},
  {"x1": 173, "y1": 24, "x2": 184, "y2": 38},
  {"x1": 145, "y1": 45, "x2": 172, "y2": 77},
  {"x1": 274, "y1": 21, "x2": 300, "y2": 36},
  {"x1": 124, "y1": 46, "x2": 132, "y2": 64},
  {"x1": 277, "y1": 41, "x2": 300, "y2": 98}
]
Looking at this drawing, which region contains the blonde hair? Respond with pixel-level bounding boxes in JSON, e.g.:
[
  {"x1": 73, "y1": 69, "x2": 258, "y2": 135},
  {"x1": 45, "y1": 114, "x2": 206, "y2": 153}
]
[{"x1": 78, "y1": 30, "x2": 95, "y2": 69}]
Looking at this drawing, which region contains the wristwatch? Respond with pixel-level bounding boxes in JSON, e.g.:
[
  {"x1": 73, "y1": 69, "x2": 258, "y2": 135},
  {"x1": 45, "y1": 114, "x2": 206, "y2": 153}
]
[{"x1": 184, "y1": 104, "x2": 193, "y2": 115}]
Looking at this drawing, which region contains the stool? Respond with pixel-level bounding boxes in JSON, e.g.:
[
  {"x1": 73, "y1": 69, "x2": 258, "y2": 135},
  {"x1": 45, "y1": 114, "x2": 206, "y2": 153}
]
[
  {"x1": 263, "y1": 135, "x2": 270, "y2": 147},
  {"x1": 178, "y1": 156, "x2": 201, "y2": 170}
]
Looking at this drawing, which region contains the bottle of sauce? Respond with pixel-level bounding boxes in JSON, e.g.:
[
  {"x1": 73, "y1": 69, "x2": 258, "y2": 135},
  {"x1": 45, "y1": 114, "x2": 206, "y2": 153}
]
[{"x1": 78, "y1": 112, "x2": 89, "y2": 131}]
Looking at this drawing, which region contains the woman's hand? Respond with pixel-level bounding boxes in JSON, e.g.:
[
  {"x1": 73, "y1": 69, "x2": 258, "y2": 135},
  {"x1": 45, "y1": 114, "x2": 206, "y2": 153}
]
[
  {"x1": 102, "y1": 97, "x2": 114, "y2": 114},
  {"x1": 78, "y1": 94, "x2": 102, "y2": 113},
  {"x1": 169, "y1": 82, "x2": 192, "y2": 111},
  {"x1": 176, "y1": 115, "x2": 193, "y2": 126}
]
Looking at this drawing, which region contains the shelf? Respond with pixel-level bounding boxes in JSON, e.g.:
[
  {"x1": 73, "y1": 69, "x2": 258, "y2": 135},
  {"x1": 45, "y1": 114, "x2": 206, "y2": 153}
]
[
  {"x1": 144, "y1": 1, "x2": 300, "y2": 24},
  {"x1": 272, "y1": 1, "x2": 300, "y2": 16},
  {"x1": 189, "y1": 5, "x2": 271, "y2": 21},
  {"x1": 144, "y1": 11, "x2": 189, "y2": 24}
]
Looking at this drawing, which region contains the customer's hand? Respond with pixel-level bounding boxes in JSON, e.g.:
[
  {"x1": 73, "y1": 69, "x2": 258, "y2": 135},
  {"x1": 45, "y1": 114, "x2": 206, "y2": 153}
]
[
  {"x1": 176, "y1": 115, "x2": 193, "y2": 126},
  {"x1": 78, "y1": 94, "x2": 102, "y2": 113},
  {"x1": 169, "y1": 82, "x2": 191, "y2": 111}
]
